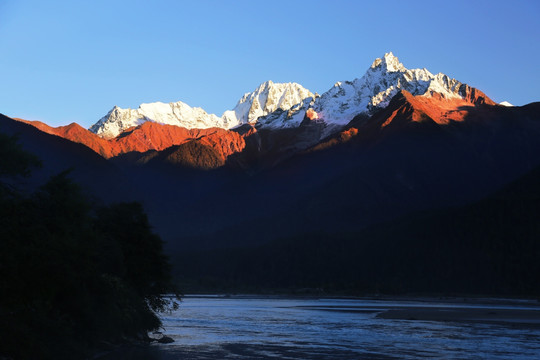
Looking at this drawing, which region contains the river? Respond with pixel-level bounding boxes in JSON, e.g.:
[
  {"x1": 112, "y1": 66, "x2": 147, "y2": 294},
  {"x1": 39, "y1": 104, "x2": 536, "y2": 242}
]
[{"x1": 103, "y1": 295, "x2": 540, "y2": 359}]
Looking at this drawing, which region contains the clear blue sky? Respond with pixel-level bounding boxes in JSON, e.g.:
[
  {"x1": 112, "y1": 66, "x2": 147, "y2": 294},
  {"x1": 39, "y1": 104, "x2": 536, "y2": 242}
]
[{"x1": 1, "y1": 0, "x2": 539, "y2": 128}]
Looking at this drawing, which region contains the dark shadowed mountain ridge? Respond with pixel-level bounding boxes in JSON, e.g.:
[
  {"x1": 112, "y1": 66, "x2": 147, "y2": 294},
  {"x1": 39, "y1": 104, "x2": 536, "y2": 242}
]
[
  {"x1": 144, "y1": 93, "x2": 540, "y2": 253},
  {"x1": 173, "y1": 151, "x2": 540, "y2": 295},
  {"x1": 4, "y1": 52, "x2": 540, "y2": 297},
  {"x1": 0, "y1": 114, "x2": 133, "y2": 203}
]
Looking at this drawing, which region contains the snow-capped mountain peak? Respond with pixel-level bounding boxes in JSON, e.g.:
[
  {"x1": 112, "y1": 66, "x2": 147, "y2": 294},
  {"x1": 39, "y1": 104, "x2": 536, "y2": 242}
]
[
  {"x1": 222, "y1": 80, "x2": 314, "y2": 127},
  {"x1": 370, "y1": 52, "x2": 406, "y2": 72},
  {"x1": 309, "y1": 52, "x2": 471, "y2": 130},
  {"x1": 90, "y1": 52, "x2": 492, "y2": 139},
  {"x1": 90, "y1": 81, "x2": 315, "y2": 138},
  {"x1": 89, "y1": 101, "x2": 226, "y2": 139}
]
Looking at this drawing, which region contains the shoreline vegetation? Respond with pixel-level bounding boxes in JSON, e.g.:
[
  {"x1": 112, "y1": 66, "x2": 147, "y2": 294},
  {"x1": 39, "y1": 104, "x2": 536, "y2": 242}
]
[{"x1": 0, "y1": 134, "x2": 179, "y2": 360}]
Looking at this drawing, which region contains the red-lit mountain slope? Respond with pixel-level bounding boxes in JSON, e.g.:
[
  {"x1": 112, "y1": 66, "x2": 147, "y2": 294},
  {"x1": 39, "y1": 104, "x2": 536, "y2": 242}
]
[
  {"x1": 0, "y1": 114, "x2": 134, "y2": 202},
  {"x1": 162, "y1": 94, "x2": 540, "y2": 250},
  {"x1": 16, "y1": 119, "x2": 245, "y2": 162},
  {"x1": 5, "y1": 77, "x2": 540, "y2": 253},
  {"x1": 310, "y1": 86, "x2": 496, "y2": 151}
]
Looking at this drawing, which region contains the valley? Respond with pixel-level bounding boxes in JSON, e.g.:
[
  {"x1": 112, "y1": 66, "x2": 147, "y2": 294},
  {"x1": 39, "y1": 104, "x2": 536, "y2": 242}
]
[{"x1": 2, "y1": 53, "x2": 539, "y2": 296}]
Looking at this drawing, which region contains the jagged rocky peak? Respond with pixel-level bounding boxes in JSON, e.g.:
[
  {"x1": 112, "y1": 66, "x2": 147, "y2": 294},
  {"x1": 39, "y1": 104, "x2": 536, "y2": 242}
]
[
  {"x1": 90, "y1": 80, "x2": 315, "y2": 138},
  {"x1": 370, "y1": 52, "x2": 406, "y2": 72},
  {"x1": 222, "y1": 80, "x2": 315, "y2": 126},
  {"x1": 89, "y1": 52, "x2": 494, "y2": 139},
  {"x1": 310, "y1": 52, "x2": 486, "y2": 129}
]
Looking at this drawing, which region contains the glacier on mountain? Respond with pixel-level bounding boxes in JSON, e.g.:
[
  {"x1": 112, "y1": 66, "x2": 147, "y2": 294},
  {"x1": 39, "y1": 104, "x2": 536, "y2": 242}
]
[{"x1": 90, "y1": 52, "x2": 481, "y2": 138}]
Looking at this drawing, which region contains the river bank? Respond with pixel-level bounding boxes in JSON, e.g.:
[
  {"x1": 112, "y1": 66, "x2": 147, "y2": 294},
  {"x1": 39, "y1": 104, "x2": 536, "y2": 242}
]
[{"x1": 98, "y1": 295, "x2": 540, "y2": 359}]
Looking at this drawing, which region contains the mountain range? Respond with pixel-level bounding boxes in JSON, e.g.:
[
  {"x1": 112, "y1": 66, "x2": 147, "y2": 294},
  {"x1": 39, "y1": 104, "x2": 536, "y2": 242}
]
[
  {"x1": 90, "y1": 52, "x2": 498, "y2": 139},
  {"x1": 14, "y1": 52, "x2": 503, "y2": 167},
  {"x1": 2, "y1": 52, "x2": 539, "y2": 294}
]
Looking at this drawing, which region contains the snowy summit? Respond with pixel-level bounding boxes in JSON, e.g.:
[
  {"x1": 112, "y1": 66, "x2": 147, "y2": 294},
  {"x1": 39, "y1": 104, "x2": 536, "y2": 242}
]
[
  {"x1": 90, "y1": 81, "x2": 314, "y2": 138},
  {"x1": 311, "y1": 52, "x2": 466, "y2": 126},
  {"x1": 90, "y1": 53, "x2": 483, "y2": 138}
]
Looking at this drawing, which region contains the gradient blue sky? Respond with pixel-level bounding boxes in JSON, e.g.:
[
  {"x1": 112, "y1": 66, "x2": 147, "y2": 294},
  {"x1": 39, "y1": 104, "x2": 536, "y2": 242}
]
[{"x1": 1, "y1": 0, "x2": 539, "y2": 128}]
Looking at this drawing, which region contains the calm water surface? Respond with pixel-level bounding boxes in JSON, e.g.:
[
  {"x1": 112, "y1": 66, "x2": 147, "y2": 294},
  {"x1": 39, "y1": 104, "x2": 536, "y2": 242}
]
[{"x1": 105, "y1": 296, "x2": 540, "y2": 359}]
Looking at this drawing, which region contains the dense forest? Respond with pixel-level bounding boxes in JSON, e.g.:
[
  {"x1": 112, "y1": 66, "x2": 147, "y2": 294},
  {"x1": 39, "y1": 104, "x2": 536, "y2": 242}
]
[
  {"x1": 0, "y1": 133, "x2": 179, "y2": 360},
  {"x1": 174, "y1": 165, "x2": 540, "y2": 296}
]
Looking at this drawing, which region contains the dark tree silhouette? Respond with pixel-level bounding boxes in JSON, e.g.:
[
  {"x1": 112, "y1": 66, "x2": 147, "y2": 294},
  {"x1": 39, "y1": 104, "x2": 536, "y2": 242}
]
[{"x1": 0, "y1": 133, "x2": 179, "y2": 360}]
